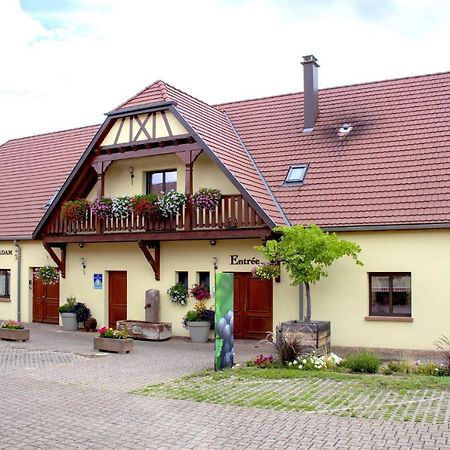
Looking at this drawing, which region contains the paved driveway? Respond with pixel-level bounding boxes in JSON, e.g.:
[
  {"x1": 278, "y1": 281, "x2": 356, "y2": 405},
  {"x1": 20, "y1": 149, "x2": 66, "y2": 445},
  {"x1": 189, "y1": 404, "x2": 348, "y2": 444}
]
[{"x1": 0, "y1": 323, "x2": 449, "y2": 449}]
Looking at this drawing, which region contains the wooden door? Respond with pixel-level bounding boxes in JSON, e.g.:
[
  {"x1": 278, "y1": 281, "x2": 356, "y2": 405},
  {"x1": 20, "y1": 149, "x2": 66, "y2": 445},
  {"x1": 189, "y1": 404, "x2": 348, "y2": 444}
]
[
  {"x1": 108, "y1": 271, "x2": 127, "y2": 328},
  {"x1": 234, "y1": 273, "x2": 272, "y2": 340},
  {"x1": 33, "y1": 271, "x2": 59, "y2": 324}
]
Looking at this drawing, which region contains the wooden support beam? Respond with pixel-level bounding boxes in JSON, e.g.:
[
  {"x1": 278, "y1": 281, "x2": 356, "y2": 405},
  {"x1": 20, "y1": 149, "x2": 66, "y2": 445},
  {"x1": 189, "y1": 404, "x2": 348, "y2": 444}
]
[
  {"x1": 43, "y1": 243, "x2": 66, "y2": 278},
  {"x1": 138, "y1": 241, "x2": 160, "y2": 281}
]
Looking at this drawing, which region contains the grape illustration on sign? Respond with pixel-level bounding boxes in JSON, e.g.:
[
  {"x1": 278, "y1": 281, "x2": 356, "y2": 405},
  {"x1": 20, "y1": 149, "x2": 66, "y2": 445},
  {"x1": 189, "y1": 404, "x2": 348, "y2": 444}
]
[{"x1": 214, "y1": 272, "x2": 234, "y2": 370}]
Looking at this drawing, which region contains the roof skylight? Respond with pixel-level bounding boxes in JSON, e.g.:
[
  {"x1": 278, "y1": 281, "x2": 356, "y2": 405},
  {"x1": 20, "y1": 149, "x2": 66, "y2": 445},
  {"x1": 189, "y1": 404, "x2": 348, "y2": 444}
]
[{"x1": 285, "y1": 165, "x2": 308, "y2": 184}]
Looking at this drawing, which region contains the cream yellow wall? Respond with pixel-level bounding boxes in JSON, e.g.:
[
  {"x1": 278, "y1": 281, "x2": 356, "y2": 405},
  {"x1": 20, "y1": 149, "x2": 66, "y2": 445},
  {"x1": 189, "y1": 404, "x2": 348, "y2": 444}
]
[
  {"x1": 306, "y1": 229, "x2": 450, "y2": 350},
  {"x1": 0, "y1": 243, "x2": 17, "y2": 320},
  {"x1": 86, "y1": 152, "x2": 238, "y2": 200}
]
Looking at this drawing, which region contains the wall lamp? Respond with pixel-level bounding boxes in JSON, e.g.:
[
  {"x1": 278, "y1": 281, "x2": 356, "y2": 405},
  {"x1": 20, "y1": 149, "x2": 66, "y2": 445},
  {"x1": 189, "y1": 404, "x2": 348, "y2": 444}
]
[
  {"x1": 81, "y1": 257, "x2": 86, "y2": 275},
  {"x1": 213, "y1": 256, "x2": 218, "y2": 271},
  {"x1": 129, "y1": 166, "x2": 135, "y2": 185},
  {"x1": 79, "y1": 243, "x2": 85, "y2": 248},
  {"x1": 209, "y1": 239, "x2": 216, "y2": 246}
]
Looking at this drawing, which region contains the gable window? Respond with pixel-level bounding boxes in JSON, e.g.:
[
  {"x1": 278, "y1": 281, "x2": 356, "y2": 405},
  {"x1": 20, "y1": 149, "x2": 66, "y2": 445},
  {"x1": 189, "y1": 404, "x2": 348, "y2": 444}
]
[
  {"x1": 285, "y1": 165, "x2": 308, "y2": 184},
  {"x1": 0, "y1": 269, "x2": 10, "y2": 298},
  {"x1": 146, "y1": 170, "x2": 177, "y2": 195},
  {"x1": 369, "y1": 273, "x2": 411, "y2": 317}
]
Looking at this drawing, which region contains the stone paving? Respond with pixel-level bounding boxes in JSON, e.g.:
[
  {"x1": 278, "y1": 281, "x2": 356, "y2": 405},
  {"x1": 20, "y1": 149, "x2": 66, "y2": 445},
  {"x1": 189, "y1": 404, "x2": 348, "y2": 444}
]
[{"x1": 0, "y1": 323, "x2": 449, "y2": 449}]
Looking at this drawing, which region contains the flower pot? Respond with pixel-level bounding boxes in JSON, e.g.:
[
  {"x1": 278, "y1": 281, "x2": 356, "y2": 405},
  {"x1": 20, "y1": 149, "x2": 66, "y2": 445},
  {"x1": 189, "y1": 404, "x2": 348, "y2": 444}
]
[
  {"x1": 0, "y1": 328, "x2": 30, "y2": 342},
  {"x1": 60, "y1": 312, "x2": 78, "y2": 331},
  {"x1": 187, "y1": 321, "x2": 211, "y2": 343},
  {"x1": 93, "y1": 337, "x2": 133, "y2": 354}
]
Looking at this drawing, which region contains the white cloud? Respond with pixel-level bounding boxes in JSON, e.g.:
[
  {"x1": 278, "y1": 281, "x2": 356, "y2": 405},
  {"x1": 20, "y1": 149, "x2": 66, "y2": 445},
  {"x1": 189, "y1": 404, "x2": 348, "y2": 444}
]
[{"x1": 0, "y1": 0, "x2": 449, "y2": 144}]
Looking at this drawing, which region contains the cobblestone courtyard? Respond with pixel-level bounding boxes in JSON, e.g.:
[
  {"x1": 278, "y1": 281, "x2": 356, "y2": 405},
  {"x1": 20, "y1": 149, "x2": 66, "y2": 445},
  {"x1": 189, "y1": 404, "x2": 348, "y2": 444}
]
[{"x1": 1, "y1": 324, "x2": 450, "y2": 449}]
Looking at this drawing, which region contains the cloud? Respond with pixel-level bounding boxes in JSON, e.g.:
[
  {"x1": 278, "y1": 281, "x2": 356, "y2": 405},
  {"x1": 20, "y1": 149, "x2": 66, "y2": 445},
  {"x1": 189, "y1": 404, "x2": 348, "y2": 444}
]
[{"x1": 1, "y1": 0, "x2": 450, "y2": 144}]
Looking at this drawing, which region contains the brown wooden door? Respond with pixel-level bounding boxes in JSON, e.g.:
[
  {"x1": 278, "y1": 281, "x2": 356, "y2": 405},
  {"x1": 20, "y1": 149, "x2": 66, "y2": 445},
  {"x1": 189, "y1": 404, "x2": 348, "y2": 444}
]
[
  {"x1": 33, "y1": 271, "x2": 59, "y2": 324},
  {"x1": 234, "y1": 273, "x2": 272, "y2": 340},
  {"x1": 108, "y1": 271, "x2": 127, "y2": 328}
]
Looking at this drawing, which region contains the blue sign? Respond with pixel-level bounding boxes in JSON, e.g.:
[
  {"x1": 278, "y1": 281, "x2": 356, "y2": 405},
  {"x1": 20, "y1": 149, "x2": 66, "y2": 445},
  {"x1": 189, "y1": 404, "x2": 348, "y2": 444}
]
[{"x1": 93, "y1": 273, "x2": 103, "y2": 289}]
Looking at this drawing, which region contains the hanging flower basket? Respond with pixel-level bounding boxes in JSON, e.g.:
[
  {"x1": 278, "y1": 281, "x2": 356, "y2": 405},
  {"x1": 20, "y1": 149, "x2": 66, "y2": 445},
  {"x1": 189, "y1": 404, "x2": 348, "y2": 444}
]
[
  {"x1": 131, "y1": 194, "x2": 161, "y2": 219},
  {"x1": 158, "y1": 190, "x2": 187, "y2": 218},
  {"x1": 190, "y1": 282, "x2": 211, "y2": 300},
  {"x1": 191, "y1": 188, "x2": 222, "y2": 211},
  {"x1": 61, "y1": 199, "x2": 89, "y2": 222},
  {"x1": 251, "y1": 262, "x2": 280, "y2": 279},
  {"x1": 35, "y1": 266, "x2": 60, "y2": 285},
  {"x1": 90, "y1": 197, "x2": 113, "y2": 219},
  {"x1": 111, "y1": 196, "x2": 132, "y2": 219},
  {"x1": 167, "y1": 282, "x2": 189, "y2": 305}
]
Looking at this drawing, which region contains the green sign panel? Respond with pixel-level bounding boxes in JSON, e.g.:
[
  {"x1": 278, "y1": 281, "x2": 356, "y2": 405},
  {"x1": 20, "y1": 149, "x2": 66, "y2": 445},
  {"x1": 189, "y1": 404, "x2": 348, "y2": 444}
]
[{"x1": 214, "y1": 272, "x2": 234, "y2": 370}]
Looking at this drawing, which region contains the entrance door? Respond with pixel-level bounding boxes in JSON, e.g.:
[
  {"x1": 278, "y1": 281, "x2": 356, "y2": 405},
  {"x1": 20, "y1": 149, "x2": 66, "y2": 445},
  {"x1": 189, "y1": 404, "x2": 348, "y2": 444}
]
[
  {"x1": 108, "y1": 271, "x2": 127, "y2": 328},
  {"x1": 33, "y1": 271, "x2": 59, "y2": 324},
  {"x1": 234, "y1": 273, "x2": 272, "y2": 340}
]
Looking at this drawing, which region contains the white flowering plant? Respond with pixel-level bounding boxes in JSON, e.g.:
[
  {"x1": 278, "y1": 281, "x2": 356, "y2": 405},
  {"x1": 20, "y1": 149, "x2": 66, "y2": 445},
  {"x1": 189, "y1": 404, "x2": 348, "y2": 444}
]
[
  {"x1": 111, "y1": 196, "x2": 132, "y2": 219},
  {"x1": 158, "y1": 190, "x2": 187, "y2": 218},
  {"x1": 287, "y1": 352, "x2": 342, "y2": 370},
  {"x1": 35, "y1": 266, "x2": 60, "y2": 285}
]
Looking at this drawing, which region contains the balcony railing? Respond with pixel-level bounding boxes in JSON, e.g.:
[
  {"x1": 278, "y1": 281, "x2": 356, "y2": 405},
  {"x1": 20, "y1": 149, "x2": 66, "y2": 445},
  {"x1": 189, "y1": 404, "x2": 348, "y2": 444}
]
[{"x1": 45, "y1": 194, "x2": 266, "y2": 236}]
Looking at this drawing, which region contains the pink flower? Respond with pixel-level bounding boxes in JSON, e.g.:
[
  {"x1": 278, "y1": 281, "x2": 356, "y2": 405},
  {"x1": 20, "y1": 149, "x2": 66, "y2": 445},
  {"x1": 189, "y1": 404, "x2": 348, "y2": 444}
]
[{"x1": 98, "y1": 326, "x2": 107, "y2": 335}]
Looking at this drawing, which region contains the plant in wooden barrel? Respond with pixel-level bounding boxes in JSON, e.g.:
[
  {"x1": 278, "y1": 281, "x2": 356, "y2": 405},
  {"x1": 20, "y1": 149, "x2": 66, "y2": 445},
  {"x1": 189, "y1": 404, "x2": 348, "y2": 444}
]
[
  {"x1": 254, "y1": 225, "x2": 362, "y2": 355},
  {"x1": 61, "y1": 199, "x2": 89, "y2": 223}
]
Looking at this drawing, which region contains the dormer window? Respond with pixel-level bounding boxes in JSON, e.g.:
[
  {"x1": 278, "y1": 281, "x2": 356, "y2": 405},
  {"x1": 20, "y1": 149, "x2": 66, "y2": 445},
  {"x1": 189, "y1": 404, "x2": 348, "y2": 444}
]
[{"x1": 285, "y1": 165, "x2": 308, "y2": 184}]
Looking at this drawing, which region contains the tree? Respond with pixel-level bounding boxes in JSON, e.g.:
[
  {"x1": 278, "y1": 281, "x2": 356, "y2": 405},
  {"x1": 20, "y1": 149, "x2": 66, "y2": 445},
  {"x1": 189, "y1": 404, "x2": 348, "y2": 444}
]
[{"x1": 255, "y1": 225, "x2": 363, "y2": 323}]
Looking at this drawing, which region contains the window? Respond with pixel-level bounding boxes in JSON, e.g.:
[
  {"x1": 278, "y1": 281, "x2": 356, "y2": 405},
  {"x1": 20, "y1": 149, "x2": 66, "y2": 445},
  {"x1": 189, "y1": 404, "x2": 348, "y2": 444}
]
[
  {"x1": 198, "y1": 271, "x2": 210, "y2": 289},
  {"x1": 0, "y1": 269, "x2": 10, "y2": 298},
  {"x1": 146, "y1": 170, "x2": 177, "y2": 194},
  {"x1": 369, "y1": 273, "x2": 411, "y2": 317},
  {"x1": 177, "y1": 271, "x2": 188, "y2": 289},
  {"x1": 284, "y1": 165, "x2": 308, "y2": 184}
]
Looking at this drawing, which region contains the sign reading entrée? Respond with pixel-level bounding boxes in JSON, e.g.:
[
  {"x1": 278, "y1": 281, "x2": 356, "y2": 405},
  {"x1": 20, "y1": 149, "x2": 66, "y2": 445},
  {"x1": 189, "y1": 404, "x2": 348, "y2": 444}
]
[
  {"x1": 229, "y1": 255, "x2": 260, "y2": 265},
  {"x1": 93, "y1": 273, "x2": 103, "y2": 289}
]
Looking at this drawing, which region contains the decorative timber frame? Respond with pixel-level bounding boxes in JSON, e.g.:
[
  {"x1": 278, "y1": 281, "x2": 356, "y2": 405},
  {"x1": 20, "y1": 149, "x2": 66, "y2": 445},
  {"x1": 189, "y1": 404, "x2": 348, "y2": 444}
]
[
  {"x1": 43, "y1": 243, "x2": 66, "y2": 278},
  {"x1": 138, "y1": 241, "x2": 160, "y2": 281}
]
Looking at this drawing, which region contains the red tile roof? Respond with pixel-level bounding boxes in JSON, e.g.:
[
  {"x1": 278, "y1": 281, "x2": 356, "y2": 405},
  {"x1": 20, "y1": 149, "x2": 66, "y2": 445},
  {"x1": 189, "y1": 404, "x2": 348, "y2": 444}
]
[
  {"x1": 219, "y1": 72, "x2": 450, "y2": 228},
  {"x1": 117, "y1": 81, "x2": 286, "y2": 225},
  {"x1": 0, "y1": 126, "x2": 99, "y2": 239},
  {"x1": 3, "y1": 71, "x2": 450, "y2": 239}
]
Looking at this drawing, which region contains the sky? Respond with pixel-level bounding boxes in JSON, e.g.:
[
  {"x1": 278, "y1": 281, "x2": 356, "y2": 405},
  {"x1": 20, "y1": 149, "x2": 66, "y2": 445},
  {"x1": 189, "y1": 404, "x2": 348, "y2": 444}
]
[{"x1": 1, "y1": 0, "x2": 450, "y2": 144}]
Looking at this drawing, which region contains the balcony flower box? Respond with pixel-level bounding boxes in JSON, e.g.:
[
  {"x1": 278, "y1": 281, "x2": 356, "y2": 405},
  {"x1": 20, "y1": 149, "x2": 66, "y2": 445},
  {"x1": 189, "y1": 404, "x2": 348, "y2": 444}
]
[{"x1": 0, "y1": 321, "x2": 30, "y2": 342}]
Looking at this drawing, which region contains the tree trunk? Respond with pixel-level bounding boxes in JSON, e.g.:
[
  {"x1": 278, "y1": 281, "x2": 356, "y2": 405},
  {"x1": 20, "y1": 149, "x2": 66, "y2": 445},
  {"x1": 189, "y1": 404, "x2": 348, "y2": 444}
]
[{"x1": 304, "y1": 282, "x2": 312, "y2": 323}]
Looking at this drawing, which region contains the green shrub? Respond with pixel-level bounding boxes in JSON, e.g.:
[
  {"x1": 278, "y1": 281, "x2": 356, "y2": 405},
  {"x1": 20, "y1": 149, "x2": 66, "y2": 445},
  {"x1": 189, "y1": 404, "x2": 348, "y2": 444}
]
[
  {"x1": 415, "y1": 362, "x2": 448, "y2": 376},
  {"x1": 386, "y1": 360, "x2": 415, "y2": 374},
  {"x1": 344, "y1": 351, "x2": 381, "y2": 374}
]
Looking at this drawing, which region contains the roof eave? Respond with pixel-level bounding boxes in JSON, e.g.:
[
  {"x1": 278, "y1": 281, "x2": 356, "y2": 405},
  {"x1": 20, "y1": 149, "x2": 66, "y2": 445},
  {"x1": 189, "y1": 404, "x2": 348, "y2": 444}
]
[{"x1": 106, "y1": 101, "x2": 174, "y2": 117}]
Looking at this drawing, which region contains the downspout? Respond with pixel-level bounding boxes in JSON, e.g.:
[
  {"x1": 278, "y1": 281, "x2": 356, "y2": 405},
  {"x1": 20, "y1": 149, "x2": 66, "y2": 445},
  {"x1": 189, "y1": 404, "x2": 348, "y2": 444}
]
[
  {"x1": 299, "y1": 283, "x2": 304, "y2": 322},
  {"x1": 13, "y1": 240, "x2": 21, "y2": 322}
]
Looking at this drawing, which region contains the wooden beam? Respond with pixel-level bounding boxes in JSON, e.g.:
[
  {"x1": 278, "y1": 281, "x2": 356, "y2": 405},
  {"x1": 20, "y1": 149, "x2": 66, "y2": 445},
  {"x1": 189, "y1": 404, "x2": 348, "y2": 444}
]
[
  {"x1": 138, "y1": 241, "x2": 160, "y2": 281},
  {"x1": 92, "y1": 142, "x2": 200, "y2": 163},
  {"x1": 42, "y1": 227, "x2": 271, "y2": 244},
  {"x1": 43, "y1": 243, "x2": 66, "y2": 278}
]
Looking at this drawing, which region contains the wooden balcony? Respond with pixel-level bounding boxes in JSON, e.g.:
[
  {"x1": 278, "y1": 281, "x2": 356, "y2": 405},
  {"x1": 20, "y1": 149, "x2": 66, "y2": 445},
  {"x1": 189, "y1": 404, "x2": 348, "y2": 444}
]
[{"x1": 44, "y1": 195, "x2": 268, "y2": 242}]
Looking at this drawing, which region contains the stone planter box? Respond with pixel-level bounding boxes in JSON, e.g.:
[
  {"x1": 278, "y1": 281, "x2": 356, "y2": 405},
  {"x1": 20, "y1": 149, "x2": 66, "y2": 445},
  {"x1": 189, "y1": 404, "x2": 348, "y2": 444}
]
[
  {"x1": 116, "y1": 320, "x2": 172, "y2": 341},
  {"x1": 0, "y1": 328, "x2": 30, "y2": 342},
  {"x1": 93, "y1": 337, "x2": 133, "y2": 354},
  {"x1": 277, "y1": 320, "x2": 331, "y2": 354},
  {"x1": 187, "y1": 321, "x2": 211, "y2": 343}
]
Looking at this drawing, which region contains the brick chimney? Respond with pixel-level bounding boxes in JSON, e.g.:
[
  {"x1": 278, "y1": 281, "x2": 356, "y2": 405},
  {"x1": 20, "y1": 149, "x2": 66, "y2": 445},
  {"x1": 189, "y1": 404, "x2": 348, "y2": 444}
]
[{"x1": 301, "y1": 55, "x2": 319, "y2": 132}]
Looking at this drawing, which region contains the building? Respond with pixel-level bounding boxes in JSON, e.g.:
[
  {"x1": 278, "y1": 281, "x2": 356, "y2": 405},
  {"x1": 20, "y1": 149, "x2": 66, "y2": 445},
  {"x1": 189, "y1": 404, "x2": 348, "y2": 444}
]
[{"x1": 1, "y1": 56, "x2": 450, "y2": 350}]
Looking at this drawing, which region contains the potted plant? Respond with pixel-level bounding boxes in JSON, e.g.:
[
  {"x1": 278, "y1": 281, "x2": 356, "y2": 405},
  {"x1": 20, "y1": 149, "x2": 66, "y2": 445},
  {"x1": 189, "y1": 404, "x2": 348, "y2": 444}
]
[
  {"x1": 158, "y1": 190, "x2": 186, "y2": 218},
  {"x1": 90, "y1": 197, "x2": 113, "y2": 219},
  {"x1": 183, "y1": 299, "x2": 215, "y2": 343},
  {"x1": 254, "y1": 224, "x2": 362, "y2": 354},
  {"x1": 35, "y1": 265, "x2": 59, "y2": 285},
  {"x1": 191, "y1": 187, "x2": 222, "y2": 210},
  {"x1": 72, "y1": 301, "x2": 95, "y2": 330},
  {"x1": 167, "y1": 282, "x2": 189, "y2": 305},
  {"x1": 58, "y1": 296, "x2": 78, "y2": 331},
  {"x1": 0, "y1": 320, "x2": 30, "y2": 342},
  {"x1": 190, "y1": 282, "x2": 211, "y2": 301},
  {"x1": 61, "y1": 199, "x2": 89, "y2": 222},
  {"x1": 94, "y1": 326, "x2": 133, "y2": 353},
  {"x1": 131, "y1": 194, "x2": 161, "y2": 219},
  {"x1": 111, "y1": 196, "x2": 132, "y2": 219}
]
